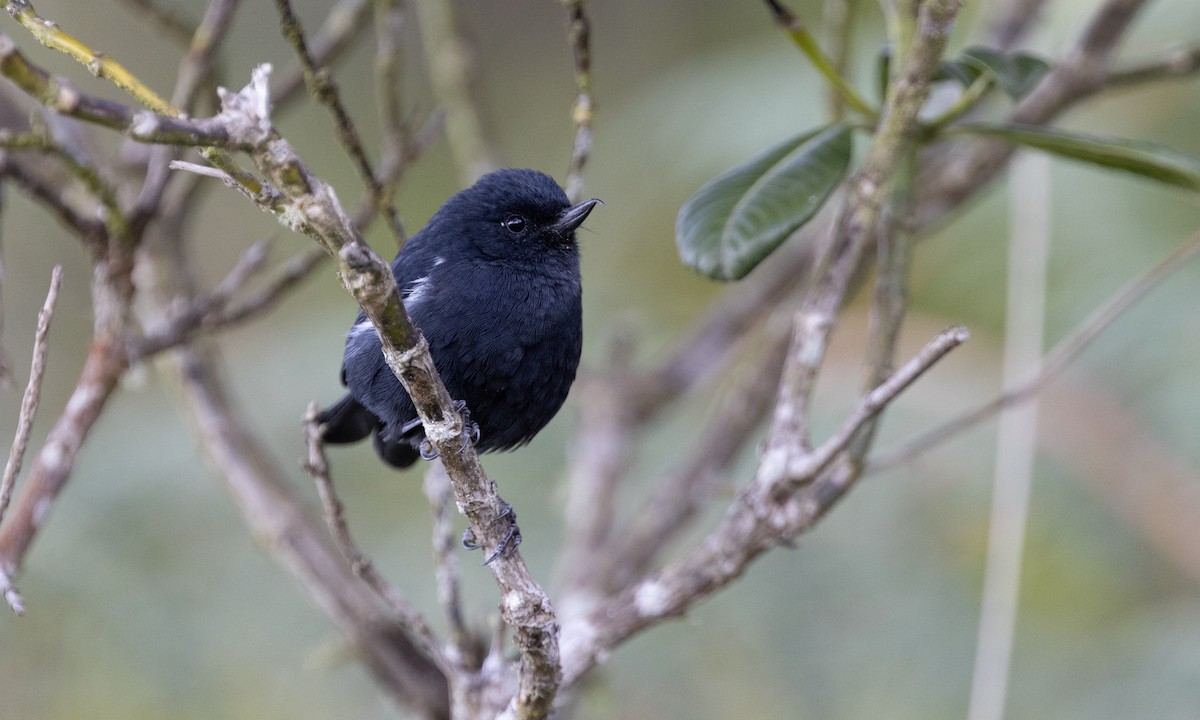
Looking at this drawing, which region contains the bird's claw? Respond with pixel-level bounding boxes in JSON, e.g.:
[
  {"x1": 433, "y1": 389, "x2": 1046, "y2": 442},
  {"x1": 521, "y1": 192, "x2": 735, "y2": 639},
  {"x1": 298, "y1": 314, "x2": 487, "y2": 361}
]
[
  {"x1": 461, "y1": 501, "x2": 521, "y2": 565},
  {"x1": 453, "y1": 399, "x2": 482, "y2": 448},
  {"x1": 420, "y1": 401, "x2": 481, "y2": 462}
]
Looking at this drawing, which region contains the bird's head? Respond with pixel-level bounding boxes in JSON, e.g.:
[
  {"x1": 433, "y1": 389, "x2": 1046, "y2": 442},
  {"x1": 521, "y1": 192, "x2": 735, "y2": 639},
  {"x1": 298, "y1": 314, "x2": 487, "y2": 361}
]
[{"x1": 433, "y1": 169, "x2": 601, "y2": 261}]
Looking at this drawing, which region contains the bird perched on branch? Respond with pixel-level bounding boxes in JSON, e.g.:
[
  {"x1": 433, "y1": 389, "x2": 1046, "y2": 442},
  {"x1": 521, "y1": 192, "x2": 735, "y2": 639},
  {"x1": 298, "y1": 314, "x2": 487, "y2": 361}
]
[{"x1": 319, "y1": 169, "x2": 601, "y2": 469}]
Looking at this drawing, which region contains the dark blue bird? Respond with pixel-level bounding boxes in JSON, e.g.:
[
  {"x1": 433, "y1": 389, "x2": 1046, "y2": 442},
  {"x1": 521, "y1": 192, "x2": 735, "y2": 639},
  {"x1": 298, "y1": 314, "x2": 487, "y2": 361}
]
[{"x1": 319, "y1": 169, "x2": 600, "y2": 468}]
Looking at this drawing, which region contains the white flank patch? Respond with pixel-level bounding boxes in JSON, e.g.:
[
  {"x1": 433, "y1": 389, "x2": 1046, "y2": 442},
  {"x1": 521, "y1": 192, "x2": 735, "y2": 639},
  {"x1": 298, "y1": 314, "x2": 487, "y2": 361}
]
[
  {"x1": 404, "y1": 275, "x2": 431, "y2": 308},
  {"x1": 345, "y1": 319, "x2": 379, "y2": 360}
]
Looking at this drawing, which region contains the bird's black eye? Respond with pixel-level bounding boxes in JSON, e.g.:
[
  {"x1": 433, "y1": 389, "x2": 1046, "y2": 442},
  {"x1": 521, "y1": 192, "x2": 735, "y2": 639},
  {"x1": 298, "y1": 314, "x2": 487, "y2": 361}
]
[{"x1": 503, "y1": 214, "x2": 527, "y2": 234}]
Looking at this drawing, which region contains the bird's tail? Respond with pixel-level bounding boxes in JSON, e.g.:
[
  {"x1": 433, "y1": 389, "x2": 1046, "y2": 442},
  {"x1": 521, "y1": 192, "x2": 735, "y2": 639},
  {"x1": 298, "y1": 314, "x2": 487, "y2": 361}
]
[
  {"x1": 318, "y1": 394, "x2": 422, "y2": 469},
  {"x1": 317, "y1": 394, "x2": 377, "y2": 444},
  {"x1": 372, "y1": 431, "x2": 421, "y2": 469}
]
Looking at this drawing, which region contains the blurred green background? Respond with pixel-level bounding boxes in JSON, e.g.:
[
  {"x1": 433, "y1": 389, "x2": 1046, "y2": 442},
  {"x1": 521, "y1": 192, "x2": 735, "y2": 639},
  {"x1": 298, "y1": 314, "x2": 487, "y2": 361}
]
[{"x1": 2, "y1": 0, "x2": 1200, "y2": 718}]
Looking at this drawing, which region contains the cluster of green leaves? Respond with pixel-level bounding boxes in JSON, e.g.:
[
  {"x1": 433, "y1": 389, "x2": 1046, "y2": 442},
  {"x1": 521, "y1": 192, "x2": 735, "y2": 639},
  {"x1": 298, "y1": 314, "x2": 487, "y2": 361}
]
[{"x1": 676, "y1": 7, "x2": 1200, "y2": 282}]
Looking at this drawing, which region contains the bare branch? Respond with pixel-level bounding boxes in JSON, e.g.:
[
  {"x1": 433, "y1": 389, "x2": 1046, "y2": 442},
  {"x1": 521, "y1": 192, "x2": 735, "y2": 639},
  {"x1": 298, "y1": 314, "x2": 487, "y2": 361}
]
[
  {"x1": 175, "y1": 348, "x2": 450, "y2": 718},
  {"x1": 983, "y1": 0, "x2": 1050, "y2": 51},
  {"x1": 1, "y1": 3, "x2": 265, "y2": 197},
  {"x1": 131, "y1": 85, "x2": 451, "y2": 713},
  {"x1": 273, "y1": 0, "x2": 373, "y2": 110},
  {"x1": 0, "y1": 39, "x2": 248, "y2": 148},
  {"x1": 114, "y1": 0, "x2": 197, "y2": 47},
  {"x1": 1105, "y1": 44, "x2": 1200, "y2": 88},
  {"x1": 820, "y1": 0, "x2": 860, "y2": 120},
  {"x1": 0, "y1": 154, "x2": 104, "y2": 242},
  {"x1": 0, "y1": 128, "x2": 128, "y2": 238},
  {"x1": 556, "y1": 331, "x2": 637, "y2": 597},
  {"x1": 171, "y1": 0, "x2": 240, "y2": 113},
  {"x1": 271, "y1": 0, "x2": 404, "y2": 242},
  {"x1": 603, "y1": 309, "x2": 792, "y2": 592},
  {"x1": 214, "y1": 247, "x2": 328, "y2": 326},
  {"x1": 131, "y1": 243, "x2": 328, "y2": 360},
  {"x1": 870, "y1": 227, "x2": 1200, "y2": 471},
  {"x1": 560, "y1": 325, "x2": 970, "y2": 685},
  {"x1": 762, "y1": 0, "x2": 961, "y2": 470},
  {"x1": 371, "y1": 0, "x2": 410, "y2": 244},
  {"x1": 915, "y1": 0, "x2": 1153, "y2": 228},
  {"x1": 0, "y1": 265, "x2": 62, "y2": 614},
  {"x1": 131, "y1": 0, "x2": 243, "y2": 228},
  {"x1": 414, "y1": 0, "x2": 499, "y2": 183},
  {"x1": 423, "y1": 463, "x2": 475, "y2": 665},
  {"x1": 560, "y1": 0, "x2": 593, "y2": 202},
  {"x1": 302, "y1": 405, "x2": 449, "y2": 674},
  {"x1": 0, "y1": 264, "x2": 61, "y2": 527},
  {"x1": 629, "y1": 221, "x2": 822, "y2": 421},
  {"x1": 0, "y1": 323, "x2": 127, "y2": 614}
]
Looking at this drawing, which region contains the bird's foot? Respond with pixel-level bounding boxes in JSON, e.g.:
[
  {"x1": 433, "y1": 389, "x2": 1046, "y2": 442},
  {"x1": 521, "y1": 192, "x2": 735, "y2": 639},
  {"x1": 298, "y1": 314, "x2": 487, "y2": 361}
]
[
  {"x1": 453, "y1": 399, "x2": 482, "y2": 448},
  {"x1": 462, "y1": 500, "x2": 521, "y2": 565},
  {"x1": 418, "y1": 401, "x2": 481, "y2": 462}
]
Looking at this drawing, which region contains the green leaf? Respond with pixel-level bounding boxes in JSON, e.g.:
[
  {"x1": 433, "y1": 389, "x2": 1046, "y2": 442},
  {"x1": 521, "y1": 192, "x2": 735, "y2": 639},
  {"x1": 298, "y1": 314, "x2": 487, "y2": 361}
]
[
  {"x1": 1009, "y1": 53, "x2": 1051, "y2": 98},
  {"x1": 876, "y1": 45, "x2": 892, "y2": 104},
  {"x1": 955, "y1": 122, "x2": 1200, "y2": 191},
  {"x1": 959, "y1": 47, "x2": 1008, "y2": 82},
  {"x1": 935, "y1": 58, "x2": 982, "y2": 86},
  {"x1": 941, "y1": 47, "x2": 1051, "y2": 99},
  {"x1": 676, "y1": 124, "x2": 853, "y2": 281}
]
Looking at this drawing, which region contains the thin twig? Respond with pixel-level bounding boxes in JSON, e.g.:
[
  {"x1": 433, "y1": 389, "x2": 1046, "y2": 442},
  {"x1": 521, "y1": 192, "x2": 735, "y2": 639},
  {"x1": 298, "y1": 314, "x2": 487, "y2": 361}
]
[
  {"x1": 869, "y1": 227, "x2": 1200, "y2": 471},
  {"x1": 604, "y1": 308, "x2": 792, "y2": 592},
  {"x1": 984, "y1": 0, "x2": 1051, "y2": 51},
  {"x1": 302, "y1": 405, "x2": 449, "y2": 673},
  {"x1": 174, "y1": 349, "x2": 450, "y2": 717},
  {"x1": 2, "y1": 3, "x2": 264, "y2": 197},
  {"x1": 556, "y1": 329, "x2": 637, "y2": 597},
  {"x1": 350, "y1": 108, "x2": 444, "y2": 231},
  {"x1": 0, "y1": 128, "x2": 129, "y2": 239},
  {"x1": 0, "y1": 265, "x2": 62, "y2": 615},
  {"x1": 214, "y1": 247, "x2": 328, "y2": 327},
  {"x1": 1105, "y1": 45, "x2": 1200, "y2": 88},
  {"x1": 764, "y1": 0, "x2": 878, "y2": 120},
  {"x1": 132, "y1": 243, "x2": 328, "y2": 359},
  {"x1": 0, "y1": 322, "x2": 128, "y2": 615},
  {"x1": 372, "y1": 0, "x2": 409, "y2": 244},
  {"x1": 915, "y1": 0, "x2": 1153, "y2": 229},
  {"x1": 820, "y1": 0, "x2": 860, "y2": 120},
  {"x1": 414, "y1": 0, "x2": 499, "y2": 183},
  {"x1": 0, "y1": 155, "x2": 103, "y2": 243},
  {"x1": 129, "y1": 238, "x2": 269, "y2": 358},
  {"x1": 560, "y1": 0, "x2": 593, "y2": 202},
  {"x1": 272, "y1": 0, "x2": 404, "y2": 242},
  {"x1": 629, "y1": 220, "x2": 823, "y2": 421},
  {"x1": 0, "y1": 265, "x2": 60, "y2": 534},
  {"x1": 114, "y1": 0, "x2": 196, "y2": 46},
  {"x1": 0, "y1": 180, "x2": 8, "y2": 389},
  {"x1": 560, "y1": 325, "x2": 970, "y2": 685},
  {"x1": 133, "y1": 0, "x2": 242, "y2": 232},
  {"x1": 171, "y1": 0, "x2": 240, "y2": 112},
  {"x1": 273, "y1": 0, "x2": 373, "y2": 110},
  {"x1": 423, "y1": 462, "x2": 473, "y2": 665}
]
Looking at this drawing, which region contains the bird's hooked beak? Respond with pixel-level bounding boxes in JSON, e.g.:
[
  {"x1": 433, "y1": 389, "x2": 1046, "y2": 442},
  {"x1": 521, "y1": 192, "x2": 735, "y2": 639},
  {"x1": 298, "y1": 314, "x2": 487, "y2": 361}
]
[{"x1": 552, "y1": 198, "x2": 603, "y2": 236}]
